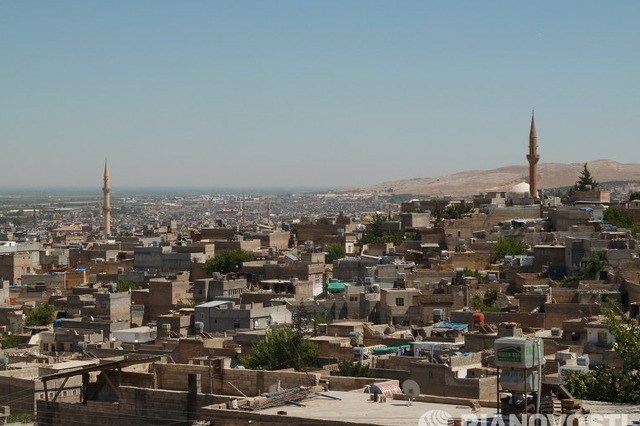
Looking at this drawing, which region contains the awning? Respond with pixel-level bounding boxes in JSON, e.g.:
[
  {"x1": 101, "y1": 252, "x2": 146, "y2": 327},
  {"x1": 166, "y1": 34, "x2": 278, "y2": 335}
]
[
  {"x1": 327, "y1": 282, "x2": 346, "y2": 292},
  {"x1": 370, "y1": 381, "x2": 402, "y2": 397}
]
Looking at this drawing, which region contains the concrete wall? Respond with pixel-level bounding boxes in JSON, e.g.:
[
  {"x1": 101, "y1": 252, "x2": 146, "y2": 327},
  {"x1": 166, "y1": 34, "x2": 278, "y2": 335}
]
[
  {"x1": 451, "y1": 311, "x2": 545, "y2": 329},
  {"x1": 37, "y1": 386, "x2": 221, "y2": 426},
  {"x1": 154, "y1": 364, "x2": 320, "y2": 397},
  {"x1": 410, "y1": 362, "x2": 496, "y2": 400}
]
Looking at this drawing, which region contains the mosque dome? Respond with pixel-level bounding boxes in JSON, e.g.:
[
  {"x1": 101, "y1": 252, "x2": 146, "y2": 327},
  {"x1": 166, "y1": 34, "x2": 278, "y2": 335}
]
[{"x1": 508, "y1": 182, "x2": 531, "y2": 195}]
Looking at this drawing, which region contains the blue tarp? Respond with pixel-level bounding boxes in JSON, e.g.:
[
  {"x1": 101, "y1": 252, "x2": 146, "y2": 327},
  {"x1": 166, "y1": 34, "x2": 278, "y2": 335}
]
[{"x1": 434, "y1": 322, "x2": 469, "y2": 331}]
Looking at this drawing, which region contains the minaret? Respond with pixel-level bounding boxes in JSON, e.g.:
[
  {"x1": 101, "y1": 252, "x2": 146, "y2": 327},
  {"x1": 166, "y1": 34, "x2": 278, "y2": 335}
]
[
  {"x1": 103, "y1": 160, "x2": 111, "y2": 237},
  {"x1": 527, "y1": 112, "x2": 540, "y2": 199}
]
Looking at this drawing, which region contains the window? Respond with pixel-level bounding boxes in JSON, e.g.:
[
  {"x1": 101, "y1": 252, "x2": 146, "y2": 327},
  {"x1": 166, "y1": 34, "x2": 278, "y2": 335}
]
[
  {"x1": 39, "y1": 393, "x2": 45, "y2": 400},
  {"x1": 233, "y1": 319, "x2": 241, "y2": 328},
  {"x1": 349, "y1": 296, "x2": 358, "y2": 302},
  {"x1": 62, "y1": 391, "x2": 67, "y2": 397},
  {"x1": 395, "y1": 298, "x2": 404, "y2": 306},
  {"x1": 43, "y1": 343, "x2": 49, "y2": 352}
]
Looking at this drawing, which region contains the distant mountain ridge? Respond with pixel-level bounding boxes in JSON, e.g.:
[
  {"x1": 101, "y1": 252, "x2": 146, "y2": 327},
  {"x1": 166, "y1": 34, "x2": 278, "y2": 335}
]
[{"x1": 336, "y1": 160, "x2": 640, "y2": 196}]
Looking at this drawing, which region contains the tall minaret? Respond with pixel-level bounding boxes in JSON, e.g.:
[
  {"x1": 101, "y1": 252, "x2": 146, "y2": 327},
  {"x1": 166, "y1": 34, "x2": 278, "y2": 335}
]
[
  {"x1": 527, "y1": 112, "x2": 540, "y2": 199},
  {"x1": 103, "y1": 160, "x2": 111, "y2": 237}
]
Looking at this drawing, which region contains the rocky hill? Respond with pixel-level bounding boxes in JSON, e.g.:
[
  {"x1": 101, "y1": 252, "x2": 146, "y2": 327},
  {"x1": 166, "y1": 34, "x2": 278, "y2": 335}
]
[{"x1": 335, "y1": 160, "x2": 640, "y2": 197}]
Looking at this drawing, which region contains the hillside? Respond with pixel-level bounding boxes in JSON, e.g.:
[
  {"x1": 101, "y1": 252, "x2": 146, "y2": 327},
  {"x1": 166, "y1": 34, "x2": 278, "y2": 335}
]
[{"x1": 335, "y1": 160, "x2": 640, "y2": 196}]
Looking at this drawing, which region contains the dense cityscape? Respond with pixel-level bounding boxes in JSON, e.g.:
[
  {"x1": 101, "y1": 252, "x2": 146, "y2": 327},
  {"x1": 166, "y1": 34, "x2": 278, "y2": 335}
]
[
  {"x1": 1, "y1": 117, "x2": 639, "y2": 425},
  {"x1": 3, "y1": 2, "x2": 640, "y2": 425}
]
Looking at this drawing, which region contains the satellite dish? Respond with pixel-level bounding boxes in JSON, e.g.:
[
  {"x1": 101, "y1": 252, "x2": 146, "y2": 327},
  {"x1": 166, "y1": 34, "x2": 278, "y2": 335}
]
[{"x1": 402, "y1": 380, "x2": 421, "y2": 406}]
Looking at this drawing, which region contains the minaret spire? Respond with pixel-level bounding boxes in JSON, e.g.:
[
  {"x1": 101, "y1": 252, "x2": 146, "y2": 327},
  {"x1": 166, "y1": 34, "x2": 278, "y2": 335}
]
[
  {"x1": 526, "y1": 112, "x2": 540, "y2": 199},
  {"x1": 103, "y1": 160, "x2": 111, "y2": 237}
]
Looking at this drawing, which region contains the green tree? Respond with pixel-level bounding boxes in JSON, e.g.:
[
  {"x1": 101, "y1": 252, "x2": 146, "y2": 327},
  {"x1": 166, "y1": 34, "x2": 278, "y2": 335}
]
[
  {"x1": 470, "y1": 290, "x2": 501, "y2": 312},
  {"x1": 25, "y1": 304, "x2": 56, "y2": 326},
  {"x1": 116, "y1": 280, "x2": 138, "y2": 292},
  {"x1": 603, "y1": 207, "x2": 640, "y2": 236},
  {"x1": 0, "y1": 334, "x2": 23, "y2": 349},
  {"x1": 442, "y1": 201, "x2": 474, "y2": 219},
  {"x1": 333, "y1": 360, "x2": 371, "y2": 377},
  {"x1": 492, "y1": 237, "x2": 528, "y2": 263},
  {"x1": 580, "y1": 252, "x2": 607, "y2": 279},
  {"x1": 604, "y1": 207, "x2": 634, "y2": 228},
  {"x1": 573, "y1": 163, "x2": 599, "y2": 191},
  {"x1": 202, "y1": 249, "x2": 255, "y2": 275},
  {"x1": 463, "y1": 268, "x2": 488, "y2": 284},
  {"x1": 630, "y1": 192, "x2": 640, "y2": 202},
  {"x1": 239, "y1": 327, "x2": 320, "y2": 371},
  {"x1": 564, "y1": 303, "x2": 640, "y2": 404},
  {"x1": 325, "y1": 243, "x2": 346, "y2": 264},
  {"x1": 358, "y1": 214, "x2": 405, "y2": 246}
]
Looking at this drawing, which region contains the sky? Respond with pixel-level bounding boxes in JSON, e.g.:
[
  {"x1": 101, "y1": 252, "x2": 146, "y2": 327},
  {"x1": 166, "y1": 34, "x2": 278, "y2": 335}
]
[{"x1": 2, "y1": 1, "x2": 639, "y2": 190}]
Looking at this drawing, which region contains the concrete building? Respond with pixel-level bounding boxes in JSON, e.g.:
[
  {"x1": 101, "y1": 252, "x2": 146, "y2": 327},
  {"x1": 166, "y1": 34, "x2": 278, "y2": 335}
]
[
  {"x1": 193, "y1": 277, "x2": 247, "y2": 302},
  {"x1": 0, "y1": 252, "x2": 38, "y2": 285},
  {"x1": 39, "y1": 329, "x2": 104, "y2": 354},
  {"x1": 194, "y1": 301, "x2": 291, "y2": 333},
  {"x1": 147, "y1": 275, "x2": 192, "y2": 320}
]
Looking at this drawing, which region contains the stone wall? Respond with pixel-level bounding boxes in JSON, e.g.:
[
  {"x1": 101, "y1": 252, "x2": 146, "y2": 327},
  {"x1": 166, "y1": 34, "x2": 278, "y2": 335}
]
[
  {"x1": 37, "y1": 385, "x2": 224, "y2": 426},
  {"x1": 154, "y1": 364, "x2": 321, "y2": 397},
  {"x1": 321, "y1": 376, "x2": 398, "y2": 392},
  {"x1": 451, "y1": 311, "x2": 545, "y2": 329},
  {"x1": 543, "y1": 303, "x2": 602, "y2": 328}
]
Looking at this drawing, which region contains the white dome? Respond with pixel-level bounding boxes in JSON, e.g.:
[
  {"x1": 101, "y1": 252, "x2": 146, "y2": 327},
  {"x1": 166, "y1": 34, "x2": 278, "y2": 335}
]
[{"x1": 508, "y1": 182, "x2": 530, "y2": 195}]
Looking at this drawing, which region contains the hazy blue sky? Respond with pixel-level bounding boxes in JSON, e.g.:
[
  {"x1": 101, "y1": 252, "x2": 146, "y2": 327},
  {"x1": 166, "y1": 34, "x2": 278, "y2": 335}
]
[{"x1": 2, "y1": 1, "x2": 639, "y2": 189}]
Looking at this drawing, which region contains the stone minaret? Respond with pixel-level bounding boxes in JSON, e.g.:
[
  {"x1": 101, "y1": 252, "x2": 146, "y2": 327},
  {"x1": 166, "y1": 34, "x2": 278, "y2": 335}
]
[
  {"x1": 527, "y1": 113, "x2": 540, "y2": 199},
  {"x1": 103, "y1": 160, "x2": 111, "y2": 237}
]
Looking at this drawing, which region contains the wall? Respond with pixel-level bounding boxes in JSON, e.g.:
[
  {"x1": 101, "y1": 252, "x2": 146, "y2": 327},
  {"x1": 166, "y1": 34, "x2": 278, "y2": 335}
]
[
  {"x1": 409, "y1": 362, "x2": 496, "y2": 400},
  {"x1": 153, "y1": 364, "x2": 320, "y2": 397},
  {"x1": 451, "y1": 311, "x2": 545, "y2": 329},
  {"x1": 543, "y1": 303, "x2": 602, "y2": 328},
  {"x1": 37, "y1": 385, "x2": 222, "y2": 426}
]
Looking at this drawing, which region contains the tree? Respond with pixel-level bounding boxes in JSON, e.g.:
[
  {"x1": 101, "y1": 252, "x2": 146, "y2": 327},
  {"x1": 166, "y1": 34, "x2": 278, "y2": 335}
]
[
  {"x1": 492, "y1": 237, "x2": 528, "y2": 263},
  {"x1": 604, "y1": 207, "x2": 634, "y2": 228},
  {"x1": 25, "y1": 304, "x2": 56, "y2": 326},
  {"x1": 463, "y1": 268, "x2": 488, "y2": 284},
  {"x1": 442, "y1": 201, "x2": 474, "y2": 219},
  {"x1": 630, "y1": 192, "x2": 640, "y2": 202},
  {"x1": 564, "y1": 303, "x2": 640, "y2": 404},
  {"x1": 580, "y1": 252, "x2": 607, "y2": 279},
  {"x1": 239, "y1": 327, "x2": 320, "y2": 371},
  {"x1": 573, "y1": 163, "x2": 599, "y2": 191},
  {"x1": 116, "y1": 280, "x2": 138, "y2": 292},
  {"x1": 358, "y1": 214, "x2": 405, "y2": 246},
  {"x1": 604, "y1": 207, "x2": 640, "y2": 236},
  {"x1": 325, "y1": 243, "x2": 346, "y2": 264},
  {"x1": 202, "y1": 249, "x2": 255, "y2": 275},
  {"x1": 333, "y1": 360, "x2": 371, "y2": 377},
  {"x1": 0, "y1": 334, "x2": 23, "y2": 349},
  {"x1": 470, "y1": 290, "x2": 501, "y2": 312}
]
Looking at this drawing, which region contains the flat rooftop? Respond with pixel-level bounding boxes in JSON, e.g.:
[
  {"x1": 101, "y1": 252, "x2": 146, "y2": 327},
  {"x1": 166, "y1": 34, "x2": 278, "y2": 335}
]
[
  {"x1": 257, "y1": 391, "x2": 496, "y2": 425},
  {"x1": 255, "y1": 391, "x2": 640, "y2": 424}
]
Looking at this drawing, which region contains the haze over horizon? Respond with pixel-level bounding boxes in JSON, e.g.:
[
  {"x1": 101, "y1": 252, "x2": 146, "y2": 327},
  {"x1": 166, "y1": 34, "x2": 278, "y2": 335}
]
[{"x1": 2, "y1": 2, "x2": 639, "y2": 189}]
